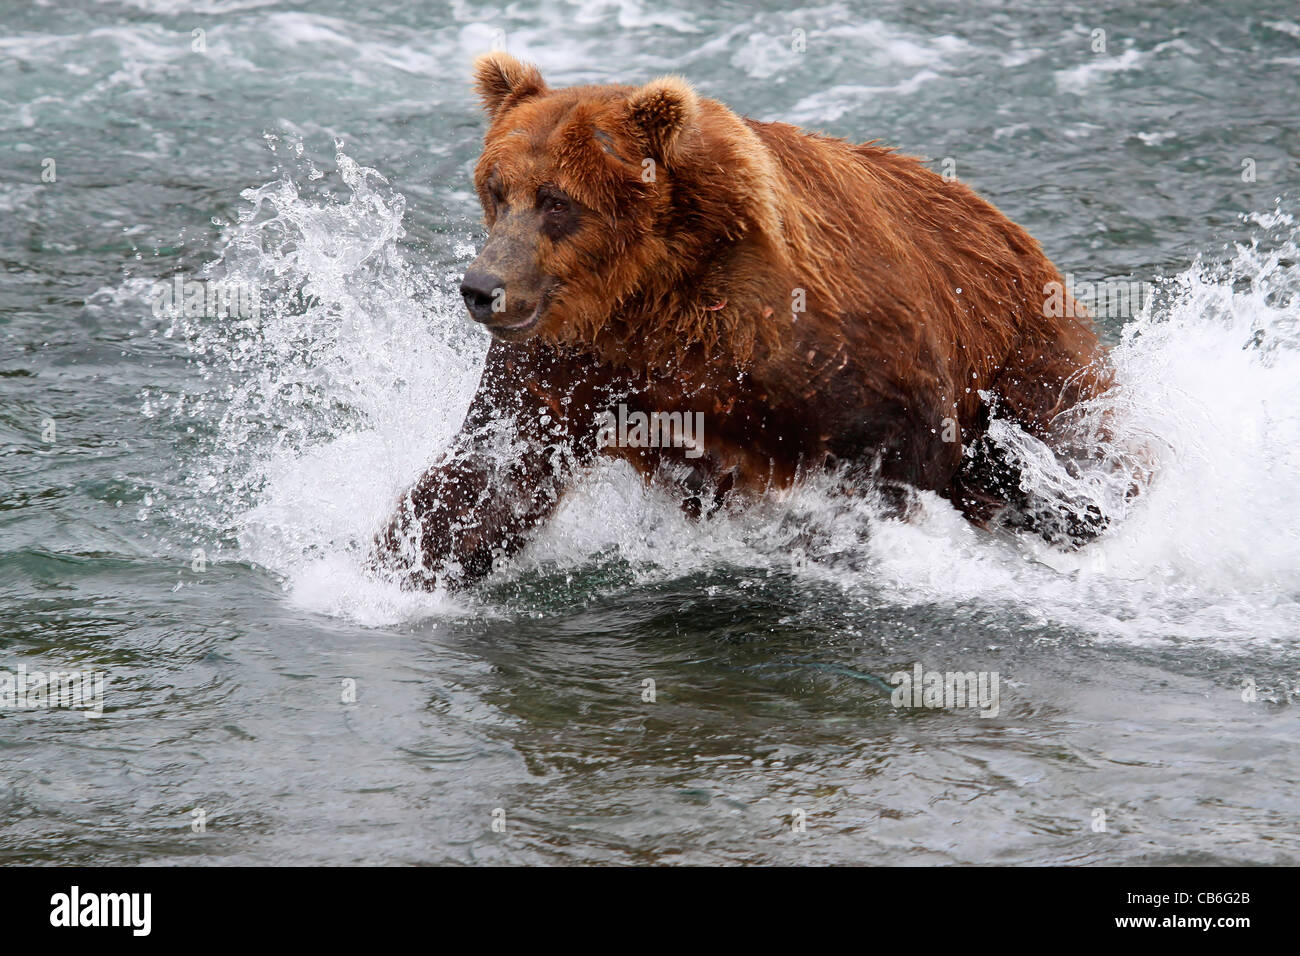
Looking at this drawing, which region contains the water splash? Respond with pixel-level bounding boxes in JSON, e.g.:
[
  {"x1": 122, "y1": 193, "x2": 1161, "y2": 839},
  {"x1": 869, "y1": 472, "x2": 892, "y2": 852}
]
[
  {"x1": 159, "y1": 150, "x2": 1300, "y2": 644},
  {"x1": 852, "y1": 209, "x2": 1300, "y2": 649},
  {"x1": 149, "y1": 143, "x2": 483, "y2": 621}
]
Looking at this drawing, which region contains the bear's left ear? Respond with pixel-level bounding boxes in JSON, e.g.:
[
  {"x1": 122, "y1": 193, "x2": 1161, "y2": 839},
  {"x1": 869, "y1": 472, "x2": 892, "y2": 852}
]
[
  {"x1": 625, "y1": 76, "x2": 699, "y2": 163},
  {"x1": 473, "y1": 51, "x2": 548, "y2": 120}
]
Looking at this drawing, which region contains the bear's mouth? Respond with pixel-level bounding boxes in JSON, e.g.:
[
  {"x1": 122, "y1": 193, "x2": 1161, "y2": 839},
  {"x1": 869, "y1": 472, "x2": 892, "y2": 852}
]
[{"x1": 489, "y1": 286, "x2": 556, "y2": 338}]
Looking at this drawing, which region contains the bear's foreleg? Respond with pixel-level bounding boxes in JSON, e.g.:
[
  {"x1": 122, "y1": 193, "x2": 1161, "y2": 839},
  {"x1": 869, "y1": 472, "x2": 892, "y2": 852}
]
[{"x1": 370, "y1": 340, "x2": 611, "y2": 590}]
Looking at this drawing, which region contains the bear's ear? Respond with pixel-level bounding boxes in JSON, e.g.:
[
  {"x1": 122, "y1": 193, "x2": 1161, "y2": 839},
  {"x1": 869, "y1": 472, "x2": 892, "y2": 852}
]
[
  {"x1": 472, "y1": 51, "x2": 548, "y2": 120},
  {"x1": 625, "y1": 76, "x2": 699, "y2": 163}
]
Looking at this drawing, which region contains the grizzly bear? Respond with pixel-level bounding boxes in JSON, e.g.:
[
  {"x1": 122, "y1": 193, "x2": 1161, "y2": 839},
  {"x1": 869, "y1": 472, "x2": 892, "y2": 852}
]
[{"x1": 372, "y1": 52, "x2": 1117, "y2": 590}]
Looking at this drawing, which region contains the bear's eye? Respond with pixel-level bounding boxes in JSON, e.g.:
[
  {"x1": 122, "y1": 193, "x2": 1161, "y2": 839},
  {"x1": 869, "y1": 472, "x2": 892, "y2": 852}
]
[
  {"x1": 537, "y1": 187, "x2": 579, "y2": 240},
  {"x1": 540, "y1": 193, "x2": 570, "y2": 215},
  {"x1": 482, "y1": 173, "x2": 506, "y2": 211}
]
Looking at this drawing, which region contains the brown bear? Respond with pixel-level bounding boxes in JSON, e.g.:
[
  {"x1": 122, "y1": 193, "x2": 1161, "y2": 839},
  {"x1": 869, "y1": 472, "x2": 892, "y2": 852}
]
[{"x1": 372, "y1": 52, "x2": 1117, "y2": 590}]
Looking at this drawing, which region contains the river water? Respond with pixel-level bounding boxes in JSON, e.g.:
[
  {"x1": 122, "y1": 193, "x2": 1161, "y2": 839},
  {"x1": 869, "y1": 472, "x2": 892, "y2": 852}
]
[{"x1": 2, "y1": 0, "x2": 1299, "y2": 864}]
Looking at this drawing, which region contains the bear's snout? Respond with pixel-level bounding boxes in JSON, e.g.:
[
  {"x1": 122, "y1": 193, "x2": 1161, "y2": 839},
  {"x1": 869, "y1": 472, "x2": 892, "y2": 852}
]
[{"x1": 460, "y1": 269, "x2": 503, "y2": 324}]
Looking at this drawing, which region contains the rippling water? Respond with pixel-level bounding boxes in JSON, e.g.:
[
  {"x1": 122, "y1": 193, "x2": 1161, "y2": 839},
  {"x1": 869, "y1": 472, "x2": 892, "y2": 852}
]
[{"x1": 2, "y1": 0, "x2": 1299, "y2": 865}]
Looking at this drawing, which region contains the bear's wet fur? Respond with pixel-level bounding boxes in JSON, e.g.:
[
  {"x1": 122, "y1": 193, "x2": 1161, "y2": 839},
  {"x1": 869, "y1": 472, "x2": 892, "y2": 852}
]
[{"x1": 374, "y1": 52, "x2": 1118, "y2": 590}]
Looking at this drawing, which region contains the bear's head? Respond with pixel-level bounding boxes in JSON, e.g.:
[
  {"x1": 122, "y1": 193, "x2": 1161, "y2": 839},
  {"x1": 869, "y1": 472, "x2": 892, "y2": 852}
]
[{"x1": 459, "y1": 51, "x2": 786, "y2": 362}]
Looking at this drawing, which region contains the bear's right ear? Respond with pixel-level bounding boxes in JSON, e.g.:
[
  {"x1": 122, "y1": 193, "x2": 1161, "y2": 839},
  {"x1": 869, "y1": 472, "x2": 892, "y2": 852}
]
[{"x1": 472, "y1": 51, "x2": 548, "y2": 120}]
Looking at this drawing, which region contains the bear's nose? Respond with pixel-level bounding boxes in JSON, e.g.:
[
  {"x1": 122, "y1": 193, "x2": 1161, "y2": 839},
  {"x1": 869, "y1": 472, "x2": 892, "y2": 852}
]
[{"x1": 460, "y1": 270, "x2": 503, "y2": 323}]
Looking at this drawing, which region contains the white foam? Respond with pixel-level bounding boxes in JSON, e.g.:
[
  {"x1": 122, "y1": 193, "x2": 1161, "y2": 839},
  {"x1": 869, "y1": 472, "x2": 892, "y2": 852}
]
[
  {"x1": 159, "y1": 150, "x2": 1300, "y2": 651},
  {"x1": 1264, "y1": 20, "x2": 1300, "y2": 41},
  {"x1": 783, "y1": 72, "x2": 941, "y2": 124},
  {"x1": 1055, "y1": 47, "x2": 1147, "y2": 94}
]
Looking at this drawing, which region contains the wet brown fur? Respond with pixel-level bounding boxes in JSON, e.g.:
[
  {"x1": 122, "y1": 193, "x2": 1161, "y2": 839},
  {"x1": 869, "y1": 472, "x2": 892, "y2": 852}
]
[{"x1": 373, "y1": 53, "x2": 1114, "y2": 589}]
